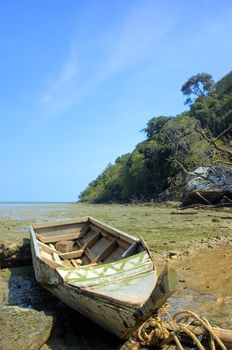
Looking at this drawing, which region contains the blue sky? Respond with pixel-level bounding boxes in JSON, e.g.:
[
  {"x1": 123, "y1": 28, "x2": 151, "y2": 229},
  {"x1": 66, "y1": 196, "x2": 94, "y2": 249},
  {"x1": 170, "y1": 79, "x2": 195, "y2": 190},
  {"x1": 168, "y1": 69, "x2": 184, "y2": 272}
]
[{"x1": 0, "y1": 0, "x2": 232, "y2": 202}]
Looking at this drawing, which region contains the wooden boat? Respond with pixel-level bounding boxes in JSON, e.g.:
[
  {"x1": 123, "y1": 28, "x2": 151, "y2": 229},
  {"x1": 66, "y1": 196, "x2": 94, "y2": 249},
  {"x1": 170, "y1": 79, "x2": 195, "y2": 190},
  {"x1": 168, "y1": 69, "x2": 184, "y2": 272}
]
[{"x1": 30, "y1": 217, "x2": 178, "y2": 339}]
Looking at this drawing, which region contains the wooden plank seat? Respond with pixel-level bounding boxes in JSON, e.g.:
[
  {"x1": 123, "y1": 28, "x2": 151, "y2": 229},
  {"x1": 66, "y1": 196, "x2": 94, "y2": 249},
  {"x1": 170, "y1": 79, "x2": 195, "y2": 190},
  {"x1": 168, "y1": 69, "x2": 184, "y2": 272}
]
[
  {"x1": 38, "y1": 241, "x2": 85, "y2": 263},
  {"x1": 59, "y1": 249, "x2": 84, "y2": 260},
  {"x1": 36, "y1": 232, "x2": 79, "y2": 244},
  {"x1": 93, "y1": 239, "x2": 118, "y2": 263}
]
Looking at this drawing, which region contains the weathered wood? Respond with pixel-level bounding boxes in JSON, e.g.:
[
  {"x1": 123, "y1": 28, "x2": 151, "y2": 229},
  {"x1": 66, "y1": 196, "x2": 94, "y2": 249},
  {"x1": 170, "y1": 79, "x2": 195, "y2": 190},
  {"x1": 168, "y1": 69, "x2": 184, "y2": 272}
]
[
  {"x1": 78, "y1": 224, "x2": 90, "y2": 238},
  {"x1": 122, "y1": 242, "x2": 138, "y2": 258},
  {"x1": 59, "y1": 249, "x2": 84, "y2": 259},
  {"x1": 117, "y1": 240, "x2": 130, "y2": 249},
  {"x1": 104, "y1": 245, "x2": 124, "y2": 263},
  {"x1": 36, "y1": 227, "x2": 82, "y2": 237},
  {"x1": 93, "y1": 240, "x2": 118, "y2": 263},
  {"x1": 84, "y1": 247, "x2": 96, "y2": 262},
  {"x1": 33, "y1": 218, "x2": 88, "y2": 230},
  {"x1": 81, "y1": 231, "x2": 102, "y2": 250},
  {"x1": 31, "y1": 217, "x2": 177, "y2": 340},
  {"x1": 71, "y1": 259, "x2": 79, "y2": 268},
  {"x1": 38, "y1": 241, "x2": 58, "y2": 254},
  {"x1": 62, "y1": 259, "x2": 73, "y2": 267},
  {"x1": 52, "y1": 252, "x2": 63, "y2": 265},
  {"x1": 89, "y1": 217, "x2": 138, "y2": 244},
  {"x1": 37, "y1": 232, "x2": 79, "y2": 244},
  {"x1": 55, "y1": 240, "x2": 74, "y2": 253},
  {"x1": 40, "y1": 252, "x2": 63, "y2": 268},
  {"x1": 49, "y1": 243, "x2": 56, "y2": 250},
  {"x1": 141, "y1": 265, "x2": 178, "y2": 314},
  {"x1": 30, "y1": 225, "x2": 41, "y2": 259}
]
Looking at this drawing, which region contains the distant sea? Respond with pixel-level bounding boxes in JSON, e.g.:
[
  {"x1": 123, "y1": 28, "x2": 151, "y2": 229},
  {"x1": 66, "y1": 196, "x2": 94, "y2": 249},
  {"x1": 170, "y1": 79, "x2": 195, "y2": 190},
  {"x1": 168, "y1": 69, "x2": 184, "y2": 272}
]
[{"x1": 0, "y1": 201, "x2": 72, "y2": 206}]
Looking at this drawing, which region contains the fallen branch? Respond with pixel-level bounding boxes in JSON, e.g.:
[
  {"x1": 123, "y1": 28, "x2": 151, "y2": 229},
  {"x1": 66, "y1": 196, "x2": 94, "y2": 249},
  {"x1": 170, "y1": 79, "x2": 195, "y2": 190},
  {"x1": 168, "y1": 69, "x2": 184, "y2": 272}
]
[{"x1": 195, "y1": 125, "x2": 232, "y2": 157}]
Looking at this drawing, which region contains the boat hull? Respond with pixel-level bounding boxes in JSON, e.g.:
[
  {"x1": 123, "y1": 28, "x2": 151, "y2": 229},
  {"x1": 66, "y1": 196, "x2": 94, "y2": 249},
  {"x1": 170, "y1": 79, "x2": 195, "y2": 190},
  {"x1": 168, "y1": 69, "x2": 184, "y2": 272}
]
[
  {"x1": 30, "y1": 218, "x2": 178, "y2": 339},
  {"x1": 31, "y1": 244, "x2": 154, "y2": 338},
  {"x1": 46, "y1": 283, "x2": 139, "y2": 339}
]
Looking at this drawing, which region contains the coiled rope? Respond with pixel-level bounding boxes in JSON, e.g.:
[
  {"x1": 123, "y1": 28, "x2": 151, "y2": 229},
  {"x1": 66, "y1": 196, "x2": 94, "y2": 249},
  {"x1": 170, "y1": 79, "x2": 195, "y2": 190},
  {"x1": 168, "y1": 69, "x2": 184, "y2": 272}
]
[{"x1": 121, "y1": 308, "x2": 228, "y2": 350}]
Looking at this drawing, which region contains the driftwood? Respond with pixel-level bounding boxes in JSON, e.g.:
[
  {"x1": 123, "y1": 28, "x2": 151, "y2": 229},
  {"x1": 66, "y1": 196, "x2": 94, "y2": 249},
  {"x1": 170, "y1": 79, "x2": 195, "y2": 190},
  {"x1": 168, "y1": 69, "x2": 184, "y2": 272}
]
[
  {"x1": 170, "y1": 211, "x2": 198, "y2": 215},
  {"x1": 195, "y1": 124, "x2": 232, "y2": 157},
  {"x1": 180, "y1": 203, "x2": 232, "y2": 210}
]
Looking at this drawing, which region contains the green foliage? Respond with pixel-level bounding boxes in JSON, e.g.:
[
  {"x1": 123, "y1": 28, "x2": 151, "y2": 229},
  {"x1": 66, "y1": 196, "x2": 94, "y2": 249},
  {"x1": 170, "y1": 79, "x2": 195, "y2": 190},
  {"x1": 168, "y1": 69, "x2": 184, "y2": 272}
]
[
  {"x1": 181, "y1": 73, "x2": 215, "y2": 105},
  {"x1": 216, "y1": 71, "x2": 232, "y2": 93},
  {"x1": 79, "y1": 71, "x2": 231, "y2": 203},
  {"x1": 189, "y1": 72, "x2": 232, "y2": 139},
  {"x1": 142, "y1": 116, "x2": 172, "y2": 139}
]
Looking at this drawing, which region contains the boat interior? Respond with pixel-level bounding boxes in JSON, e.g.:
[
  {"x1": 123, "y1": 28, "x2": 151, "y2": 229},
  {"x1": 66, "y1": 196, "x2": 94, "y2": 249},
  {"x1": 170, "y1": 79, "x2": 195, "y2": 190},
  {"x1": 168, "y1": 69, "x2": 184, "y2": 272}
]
[{"x1": 32, "y1": 218, "x2": 145, "y2": 269}]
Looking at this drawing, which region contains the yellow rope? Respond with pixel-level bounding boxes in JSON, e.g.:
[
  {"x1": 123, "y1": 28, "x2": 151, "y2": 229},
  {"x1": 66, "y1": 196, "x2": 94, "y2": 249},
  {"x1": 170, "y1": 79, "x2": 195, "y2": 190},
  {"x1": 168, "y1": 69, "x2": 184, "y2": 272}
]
[
  {"x1": 202, "y1": 317, "x2": 216, "y2": 350},
  {"x1": 132, "y1": 308, "x2": 228, "y2": 350},
  {"x1": 173, "y1": 310, "x2": 227, "y2": 350}
]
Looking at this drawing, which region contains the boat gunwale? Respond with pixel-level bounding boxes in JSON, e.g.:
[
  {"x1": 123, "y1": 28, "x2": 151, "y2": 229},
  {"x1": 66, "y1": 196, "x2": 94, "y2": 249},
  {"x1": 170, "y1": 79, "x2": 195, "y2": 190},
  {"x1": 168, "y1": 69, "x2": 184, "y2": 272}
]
[
  {"x1": 30, "y1": 224, "x2": 41, "y2": 259},
  {"x1": 31, "y1": 217, "x2": 142, "y2": 245}
]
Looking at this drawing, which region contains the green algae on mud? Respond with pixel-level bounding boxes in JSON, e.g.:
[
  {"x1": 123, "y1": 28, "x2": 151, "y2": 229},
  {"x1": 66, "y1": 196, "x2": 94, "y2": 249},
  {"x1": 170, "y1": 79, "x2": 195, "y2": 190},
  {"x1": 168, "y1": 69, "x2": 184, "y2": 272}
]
[{"x1": 1, "y1": 202, "x2": 232, "y2": 254}]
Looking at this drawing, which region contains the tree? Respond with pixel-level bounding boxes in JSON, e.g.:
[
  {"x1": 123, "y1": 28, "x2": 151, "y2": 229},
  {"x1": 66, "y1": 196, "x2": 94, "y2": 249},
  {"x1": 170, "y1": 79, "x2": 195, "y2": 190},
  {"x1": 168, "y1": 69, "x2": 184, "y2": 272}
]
[
  {"x1": 181, "y1": 73, "x2": 215, "y2": 105},
  {"x1": 142, "y1": 116, "x2": 172, "y2": 139}
]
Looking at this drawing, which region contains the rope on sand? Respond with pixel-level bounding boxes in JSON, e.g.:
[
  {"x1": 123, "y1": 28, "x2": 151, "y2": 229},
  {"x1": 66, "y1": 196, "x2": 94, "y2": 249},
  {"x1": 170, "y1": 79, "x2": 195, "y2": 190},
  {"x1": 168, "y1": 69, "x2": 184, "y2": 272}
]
[{"x1": 121, "y1": 308, "x2": 228, "y2": 350}]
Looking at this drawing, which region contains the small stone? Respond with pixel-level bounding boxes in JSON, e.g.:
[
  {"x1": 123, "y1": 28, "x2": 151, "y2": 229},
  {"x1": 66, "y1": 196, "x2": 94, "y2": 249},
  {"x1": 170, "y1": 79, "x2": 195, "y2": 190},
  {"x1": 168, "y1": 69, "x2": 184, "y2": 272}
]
[
  {"x1": 212, "y1": 217, "x2": 220, "y2": 222},
  {"x1": 169, "y1": 251, "x2": 178, "y2": 257},
  {"x1": 216, "y1": 297, "x2": 224, "y2": 303},
  {"x1": 170, "y1": 255, "x2": 177, "y2": 260}
]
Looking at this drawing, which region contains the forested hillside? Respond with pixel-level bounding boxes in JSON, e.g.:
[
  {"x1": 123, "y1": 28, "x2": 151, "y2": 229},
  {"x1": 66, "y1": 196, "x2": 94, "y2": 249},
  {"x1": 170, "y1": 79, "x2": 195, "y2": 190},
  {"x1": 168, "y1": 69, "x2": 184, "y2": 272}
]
[{"x1": 79, "y1": 72, "x2": 232, "y2": 203}]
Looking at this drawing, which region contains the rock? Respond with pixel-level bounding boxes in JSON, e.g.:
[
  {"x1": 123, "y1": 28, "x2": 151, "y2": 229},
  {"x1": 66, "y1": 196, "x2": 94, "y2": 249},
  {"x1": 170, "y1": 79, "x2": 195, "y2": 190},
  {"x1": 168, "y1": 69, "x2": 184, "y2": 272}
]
[
  {"x1": 182, "y1": 166, "x2": 232, "y2": 206},
  {"x1": 0, "y1": 237, "x2": 31, "y2": 268},
  {"x1": 212, "y1": 217, "x2": 221, "y2": 222},
  {"x1": 169, "y1": 251, "x2": 178, "y2": 257},
  {"x1": 0, "y1": 266, "x2": 122, "y2": 349},
  {"x1": 170, "y1": 255, "x2": 177, "y2": 260},
  {"x1": 0, "y1": 305, "x2": 53, "y2": 350},
  {"x1": 182, "y1": 250, "x2": 193, "y2": 257}
]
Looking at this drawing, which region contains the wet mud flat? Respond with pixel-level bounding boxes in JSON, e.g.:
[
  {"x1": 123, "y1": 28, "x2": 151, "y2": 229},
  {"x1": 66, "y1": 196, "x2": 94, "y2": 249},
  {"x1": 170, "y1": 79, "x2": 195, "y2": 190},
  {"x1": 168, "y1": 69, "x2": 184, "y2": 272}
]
[
  {"x1": 0, "y1": 203, "x2": 232, "y2": 348},
  {"x1": 169, "y1": 246, "x2": 232, "y2": 330}
]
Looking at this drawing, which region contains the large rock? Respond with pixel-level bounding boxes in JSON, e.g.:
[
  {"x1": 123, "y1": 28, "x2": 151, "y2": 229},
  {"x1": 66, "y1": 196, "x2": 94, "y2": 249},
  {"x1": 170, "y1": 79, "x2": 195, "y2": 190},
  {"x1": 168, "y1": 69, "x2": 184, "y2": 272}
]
[
  {"x1": 182, "y1": 166, "x2": 232, "y2": 206},
  {"x1": 0, "y1": 305, "x2": 53, "y2": 350}
]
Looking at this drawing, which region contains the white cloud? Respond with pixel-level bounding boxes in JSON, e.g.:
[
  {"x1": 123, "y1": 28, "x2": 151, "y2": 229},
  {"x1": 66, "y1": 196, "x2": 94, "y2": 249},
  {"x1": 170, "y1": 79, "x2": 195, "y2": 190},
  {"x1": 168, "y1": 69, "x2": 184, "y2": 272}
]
[
  {"x1": 39, "y1": 46, "x2": 79, "y2": 105},
  {"x1": 106, "y1": 3, "x2": 173, "y2": 71},
  {"x1": 37, "y1": 2, "x2": 174, "y2": 119}
]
